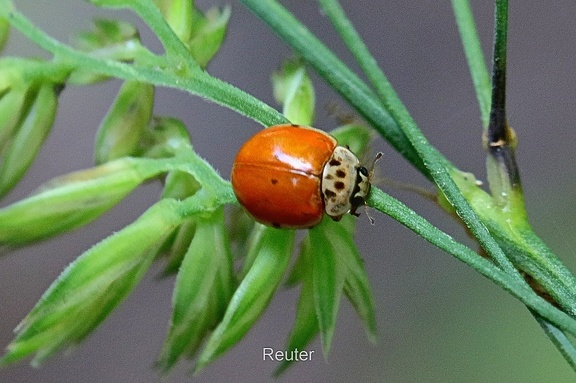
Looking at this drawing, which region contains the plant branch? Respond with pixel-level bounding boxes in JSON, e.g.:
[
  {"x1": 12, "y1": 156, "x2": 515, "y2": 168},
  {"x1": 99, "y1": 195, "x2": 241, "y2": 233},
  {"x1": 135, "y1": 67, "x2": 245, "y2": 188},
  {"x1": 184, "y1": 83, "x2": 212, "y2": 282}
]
[
  {"x1": 315, "y1": 0, "x2": 526, "y2": 284},
  {"x1": 451, "y1": 0, "x2": 491, "y2": 128},
  {"x1": 367, "y1": 187, "x2": 576, "y2": 336},
  {"x1": 238, "y1": 0, "x2": 429, "y2": 179},
  {"x1": 1, "y1": 4, "x2": 286, "y2": 128}
]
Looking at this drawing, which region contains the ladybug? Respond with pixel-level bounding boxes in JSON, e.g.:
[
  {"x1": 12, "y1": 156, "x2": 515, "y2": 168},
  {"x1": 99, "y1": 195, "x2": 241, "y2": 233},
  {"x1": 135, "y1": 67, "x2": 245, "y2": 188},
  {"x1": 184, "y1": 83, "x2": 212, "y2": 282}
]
[{"x1": 231, "y1": 124, "x2": 375, "y2": 229}]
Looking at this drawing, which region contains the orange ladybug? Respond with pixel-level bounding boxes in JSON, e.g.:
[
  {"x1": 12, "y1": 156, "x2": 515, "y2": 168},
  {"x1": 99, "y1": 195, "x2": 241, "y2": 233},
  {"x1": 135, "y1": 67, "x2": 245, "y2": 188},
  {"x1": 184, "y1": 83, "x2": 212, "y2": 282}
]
[{"x1": 231, "y1": 124, "x2": 373, "y2": 229}]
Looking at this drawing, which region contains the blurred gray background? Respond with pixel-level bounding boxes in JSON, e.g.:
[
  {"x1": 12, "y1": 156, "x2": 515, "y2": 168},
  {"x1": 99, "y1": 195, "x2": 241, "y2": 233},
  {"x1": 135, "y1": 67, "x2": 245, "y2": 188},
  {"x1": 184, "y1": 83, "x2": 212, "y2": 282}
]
[{"x1": 2, "y1": 1, "x2": 576, "y2": 382}]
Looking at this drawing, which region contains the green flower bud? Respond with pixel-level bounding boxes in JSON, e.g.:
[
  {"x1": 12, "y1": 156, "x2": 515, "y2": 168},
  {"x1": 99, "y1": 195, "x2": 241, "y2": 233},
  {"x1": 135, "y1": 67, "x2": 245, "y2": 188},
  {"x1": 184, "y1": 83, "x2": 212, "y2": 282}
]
[
  {"x1": 0, "y1": 83, "x2": 58, "y2": 196},
  {"x1": 0, "y1": 158, "x2": 159, "y2": 245},
  {"x1": 195, "y1": 227, "x2": 294, "y2": 372},
  {"x1": 157, "y1": 209, "x2": 234, "y2": 371},
  {"x1": 0, "y1": 60, "x2": 26, "y2": 97},
  {"x1": 0, "y1": 86, "x2": 28, "y2": 154},
  {"x1": 0, "y1": 17, "x2": 9, "y2": 53},
  {"x1": 188, "y1": 6, "x2": 231, "y2": 68},
  {"x1": 330, "y1": 123, "x2": 373, "y2": 158},
  {"x1": 156, "y1": 170, "x2": 201, "y2": 275},
  {"x1": 1, "y1": 199, "x2": 183, "y2": 366},
  {"x1": 94, "y1": 80, "x2": 154, "y2": 164},
  {"x1": 140, "y1": 117, "x2": 192, "y2": 158},
  {"x1": 155, "y1": 0, "x2": 194, "y2": 43},
  {"x1": 70, "y1": 19, "x2": 141, "y2": 84},
  {"x1": 272, "y1": 59, "x2": 315, "y2": 126}
]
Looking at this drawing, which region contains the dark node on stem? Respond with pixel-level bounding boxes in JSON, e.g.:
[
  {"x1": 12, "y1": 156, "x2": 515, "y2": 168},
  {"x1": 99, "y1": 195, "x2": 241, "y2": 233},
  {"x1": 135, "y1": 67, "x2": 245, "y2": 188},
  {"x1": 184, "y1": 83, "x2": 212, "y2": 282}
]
[
  {"x1": 488, "y1": 144, "x2": 521, "y2": 188},
  {"x1": 485, "y1": 0, "x2": 521, "y2": 189}
]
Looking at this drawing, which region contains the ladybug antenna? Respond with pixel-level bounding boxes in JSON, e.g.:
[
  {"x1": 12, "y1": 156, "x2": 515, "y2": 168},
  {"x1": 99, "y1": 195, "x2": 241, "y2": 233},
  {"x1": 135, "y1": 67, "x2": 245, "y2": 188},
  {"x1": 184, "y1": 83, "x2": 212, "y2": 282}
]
[
  {"x1": 369, "y1": 152, "x2": 383, "y2": 179},
  {"x1": 364, "y1": 205, "x2": 375, "y2": 225},
  {"x1": 364, "y1": 152, "x2": 382, "y2": 226}
]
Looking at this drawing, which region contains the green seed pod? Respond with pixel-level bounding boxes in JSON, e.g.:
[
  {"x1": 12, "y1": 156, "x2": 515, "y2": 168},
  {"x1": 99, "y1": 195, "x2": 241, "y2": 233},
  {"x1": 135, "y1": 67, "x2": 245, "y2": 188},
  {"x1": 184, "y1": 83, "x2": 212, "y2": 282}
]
[
  {"x1": 188, "y1": 6, "x2": 231, "y2": 68},
  {"x1": 0, "y1": 86, "x2": 28, "y2": 154},
  {"x1": 0, "y1": 83, "x2": 58, "y2": 196},
  {"x1": 94, "y1": 80, "x2": 154, "y2": 164},
  {"x1": 272, "y1": 59, "x2": 315, "y2": 126},
  {"x1": 0, "y1": 17, "x2": 9, "y2": 53},
  {"x1": 155, "y1": 0, "x2": 194, "y2": 43},
  {"x1": 195, "y1": 227, "x2": 294, "y2": 372},
  {"x1": 157, "y1": 170, "x2": 201, "y2": 275},
  {"x1": 140, "y1": 117, "x2": 192, "y2": 158},
  {"x1": 1, "y1": 199, "x2": 183, "y2": 366},
  {"x1": 157, "y1": 209, "x2": 235, "y2": 370},
  {"x1": 0, "y1": 157, "x2": 158, "y2": 245}
]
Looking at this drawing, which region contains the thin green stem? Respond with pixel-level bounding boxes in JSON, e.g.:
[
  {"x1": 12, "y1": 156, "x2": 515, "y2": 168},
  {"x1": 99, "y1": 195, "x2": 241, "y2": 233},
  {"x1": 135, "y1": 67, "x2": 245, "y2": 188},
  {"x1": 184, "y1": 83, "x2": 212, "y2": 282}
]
[
  {"x1": 2, "y1": 5, "x2": 286, "y2": 128},
  {"x1": 238, "y1": 0, "x2": 429, "y2": 179},
  {"x1": 535, "y1": 315, "x2": 576, "y2": 371},
  {"x1": 317, "y1": 0, "x2": 524, "y2": 283},
  {"x1": 451, "y1": 0, "x2": 491, "y2": 128},
  {"x1": 367, "y1": 187, "x2": 576, "y2": 337}
]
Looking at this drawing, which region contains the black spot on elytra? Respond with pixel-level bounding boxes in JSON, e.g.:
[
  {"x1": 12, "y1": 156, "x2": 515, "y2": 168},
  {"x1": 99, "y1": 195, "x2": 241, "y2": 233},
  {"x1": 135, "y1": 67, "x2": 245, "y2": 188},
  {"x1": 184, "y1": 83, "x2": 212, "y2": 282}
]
[
  {"x1": 271, "y1": 178, "x2": 278, "y2": 185},
  {"x1": 329, "y1": 159, "x2": 341, "y2": 166},
  {"x1": 336, "y1": 169, "x2": 346, "y2": 178},
  {"x1": 325, "y1": 174, "x2": 334, "y2": 180},
  {"x1": 324, "y1": 189, "x2": 336, "y2": 198},
  {"x1": 334, "y1": 181, "x2": 345, "y2": 190}
]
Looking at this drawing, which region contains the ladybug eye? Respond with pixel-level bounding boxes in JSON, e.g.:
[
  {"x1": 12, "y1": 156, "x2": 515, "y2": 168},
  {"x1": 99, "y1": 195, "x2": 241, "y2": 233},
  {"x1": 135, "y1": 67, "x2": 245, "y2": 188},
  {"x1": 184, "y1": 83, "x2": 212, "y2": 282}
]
[{"x1": 358, "y1": 166, "x2": 369, "y2": 177}]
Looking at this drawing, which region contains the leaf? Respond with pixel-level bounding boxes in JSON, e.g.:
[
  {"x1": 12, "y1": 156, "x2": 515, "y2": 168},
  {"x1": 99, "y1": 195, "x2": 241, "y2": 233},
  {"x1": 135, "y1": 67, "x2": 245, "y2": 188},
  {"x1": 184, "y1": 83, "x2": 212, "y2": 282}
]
[
  {"x1": 275, "y1": 238, "x2": 318, "y2": 376},
  {"x1": 0, "y1": 83, "x2": 58, "y2": 196},
  {"x1": 157, "y1": 209, "x2": 234, "y2": 371},
  {"x1": 195, "y1": 228, "x2": 294, "y2": 372},
  {"x1": 0, "y1": 199, "x2": 183, "y2": 366},
  {"x1": 309, "y1": 221, "x2": 347, "y2": 357},
  {"x1": 0, "y1": 158, "x2": 165, "y2": 245},
  {"x1": 188, "y1": 6, "x2": 231, "y2": 68}
]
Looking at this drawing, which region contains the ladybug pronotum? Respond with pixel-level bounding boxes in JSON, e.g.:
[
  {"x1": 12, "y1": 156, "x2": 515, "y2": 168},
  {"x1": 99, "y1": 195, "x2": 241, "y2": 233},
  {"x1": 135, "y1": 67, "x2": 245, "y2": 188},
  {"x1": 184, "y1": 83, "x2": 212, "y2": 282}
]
[{"x1": 231, "y1": 124, "x2": 374, "y2": 229}]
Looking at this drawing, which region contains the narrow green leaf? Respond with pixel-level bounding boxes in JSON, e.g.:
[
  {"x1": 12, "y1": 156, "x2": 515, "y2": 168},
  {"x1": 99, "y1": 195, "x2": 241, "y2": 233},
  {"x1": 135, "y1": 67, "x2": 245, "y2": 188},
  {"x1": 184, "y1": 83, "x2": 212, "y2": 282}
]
[
  {"x1": 535, "y1": 315, "x2": 576, "y2": 371},
  {"x1": 309, "y1": 222, "x2": 347, "y2": 358},
  {"x1": 317, "y1": 0, "x2": 527, "y2": 292},
  {"x1": 275, "y1": 238, "x2": 318, "y2": 376},
  {"x1": 195, "y1": 228, "x2": 294, "y2": 372},
  {"x1": 451, "y1": 0, "x2": 491, "y2": 127},
  {"x1": 0, "y1": 199, "x2": 184, "y2": 366},
  {"x1": 238, "y1": 0, "x2": 427, "y2": 178},
  {"x1": 331, "y1": 222, "x2": 377, "y2": 343},
  {"x1": 367, "y1": 187, "x2": 576, "y2": 336},
  {"x1": 157, "y1": 209, "x2": 234, "y2": 371}
]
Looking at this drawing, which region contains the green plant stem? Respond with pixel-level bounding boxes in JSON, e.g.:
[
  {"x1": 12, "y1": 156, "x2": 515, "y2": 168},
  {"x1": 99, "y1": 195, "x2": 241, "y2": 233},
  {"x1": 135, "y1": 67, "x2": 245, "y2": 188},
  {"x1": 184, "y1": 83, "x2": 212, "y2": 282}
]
[
  {"x1": 454, "y1": 0, "x2": 576, "y2": 368},
  {"x1": 315, "y1": 0, "x2": 525, "y2": 283},
  {"x1": 1, "y1": 4, "x2": 286, "y2": 128},
  {"x1": 238, "y1": 0, "x2": 429, "y2": 179},
  {"x1": 367, "y1": 187, "x2": 576, "y2": 337},
  {"x1": 488, "y1": 0, "x2": 508, "y2": 145},
  {"x1": 451, "y1": 0, "x2": 491, "y2": 127}
]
